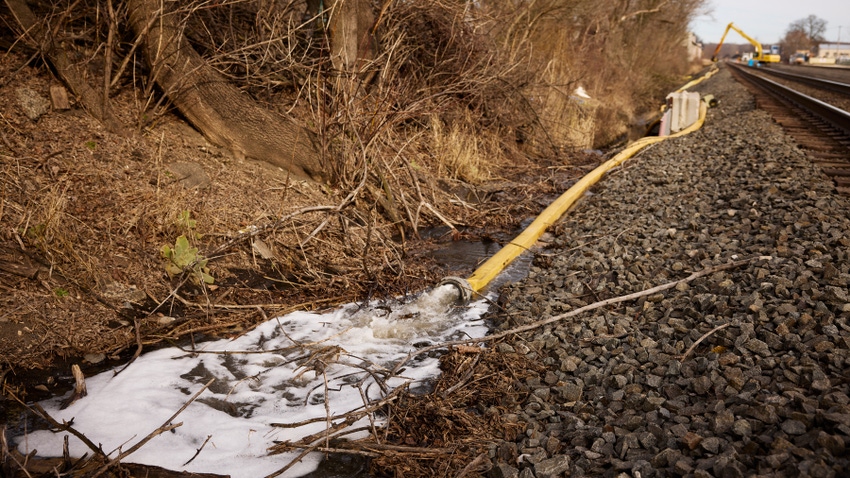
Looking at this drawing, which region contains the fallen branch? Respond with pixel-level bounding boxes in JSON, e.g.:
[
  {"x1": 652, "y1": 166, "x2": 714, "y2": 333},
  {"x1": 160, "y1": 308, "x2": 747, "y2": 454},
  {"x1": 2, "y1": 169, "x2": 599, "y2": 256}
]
[
  {"x1": 113, "y1": 318, "x2": 144, "y2": 376},
  {"x1": 59, "y1": 364, "x2": 87, "y2": 409},
  {"x1": 679, "y1": 323, "x2": 730, "y2": 362},
  {"x1": 270, "y1": 386, "x2": 403, "y2": 431},
  {"x1": 172, "y1": 293, "x2": 348, "y2": 312},
  {"x1": 6, "y1": 394, "x2": 107, "y2": 459},
  {"x1": 209, "y1": 205, "x2": 337, "y2": 257},
  {"x1": 620, "y1": 0, "x2": 668, "y2": 22},
  {"x1": 89, "y1": 378, "x2": 215, "y2": 477},
  {"x1": 391, "y1": 257, "x2": 758, "y2": 375},
  {"x1": 182, "y1": 434, "x2": 212, "y2": 466}
]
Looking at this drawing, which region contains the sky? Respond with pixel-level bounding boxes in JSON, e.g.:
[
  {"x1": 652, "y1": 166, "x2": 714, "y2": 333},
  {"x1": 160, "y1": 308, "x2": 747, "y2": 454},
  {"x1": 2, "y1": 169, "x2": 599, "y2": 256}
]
[{"x1": 690, "y1": 0, "x2": 850, "y2": 46}]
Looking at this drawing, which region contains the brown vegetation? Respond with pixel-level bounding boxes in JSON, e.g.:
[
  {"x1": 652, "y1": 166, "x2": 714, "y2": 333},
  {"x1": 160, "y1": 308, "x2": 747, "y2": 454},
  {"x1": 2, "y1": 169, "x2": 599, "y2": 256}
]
[
  {"x1": 0, "y1": 0, "x2": 705, "y2": 368},
  {"x1": 2, "y1": 0, "x2": 704, "y2": 475}
]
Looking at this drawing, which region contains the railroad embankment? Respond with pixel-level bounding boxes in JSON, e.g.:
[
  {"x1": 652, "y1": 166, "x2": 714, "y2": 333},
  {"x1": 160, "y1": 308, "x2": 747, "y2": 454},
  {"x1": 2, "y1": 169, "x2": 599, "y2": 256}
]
[{"x1": 487, "y1": 66, "x2": 850, "y2": 477}]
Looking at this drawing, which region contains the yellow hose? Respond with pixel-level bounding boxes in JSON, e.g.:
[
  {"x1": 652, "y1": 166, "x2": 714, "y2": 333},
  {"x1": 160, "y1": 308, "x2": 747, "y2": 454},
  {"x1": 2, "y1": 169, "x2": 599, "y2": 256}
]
[
  {"x1": 675, "y1": 65, "x2": 719, "y2": 92},
  {"x1": 465, "y1": 99, "x2": 709, "y2": 293}
]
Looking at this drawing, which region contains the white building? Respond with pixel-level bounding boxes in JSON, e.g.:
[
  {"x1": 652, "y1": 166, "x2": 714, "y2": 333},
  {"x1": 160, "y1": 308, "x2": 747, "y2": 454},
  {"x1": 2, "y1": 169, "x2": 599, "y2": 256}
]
[
  {"x1": 814, "y1": 42, "x2": 850, "y2": 64},
  {"x1": 685, "y1": 32, "x2": 703, "y2": 64}
]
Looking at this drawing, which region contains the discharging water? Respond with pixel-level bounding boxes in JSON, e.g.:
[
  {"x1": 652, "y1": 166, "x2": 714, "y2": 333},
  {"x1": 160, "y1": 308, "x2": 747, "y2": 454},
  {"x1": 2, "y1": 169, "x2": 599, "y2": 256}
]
[{"x1": 17, "y1": 284, "x2": 493, "y2": 478}]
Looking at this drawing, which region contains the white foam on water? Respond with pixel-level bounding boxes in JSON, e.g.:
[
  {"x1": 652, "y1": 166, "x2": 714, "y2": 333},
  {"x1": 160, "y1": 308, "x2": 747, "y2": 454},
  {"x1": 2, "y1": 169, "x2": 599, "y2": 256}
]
[{"x1": 18, "y1": 286, "x2": 492, "y2": 477}]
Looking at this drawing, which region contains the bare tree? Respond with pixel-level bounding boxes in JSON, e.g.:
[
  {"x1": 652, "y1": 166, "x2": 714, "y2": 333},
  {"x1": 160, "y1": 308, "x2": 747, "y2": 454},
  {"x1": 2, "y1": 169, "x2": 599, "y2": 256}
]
[
  {"x1": 780, "y1": 28, "x2": 814, "y2": 57},
  {"x1": 786, "y1": 14, "x2": 828, "y2": 45}
]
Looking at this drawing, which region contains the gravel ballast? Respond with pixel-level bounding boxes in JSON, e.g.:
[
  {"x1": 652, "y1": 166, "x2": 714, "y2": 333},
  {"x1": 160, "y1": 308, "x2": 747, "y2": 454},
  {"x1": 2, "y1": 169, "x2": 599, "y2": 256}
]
[{"x1": 487, "y1": 66, "x2": 850, "y2": 478}]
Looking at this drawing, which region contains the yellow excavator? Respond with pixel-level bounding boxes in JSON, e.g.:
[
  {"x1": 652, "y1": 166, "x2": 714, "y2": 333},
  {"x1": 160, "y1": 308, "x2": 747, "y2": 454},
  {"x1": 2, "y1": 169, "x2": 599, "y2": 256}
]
[{"x1": 711, "y1": 22, "x2": 781, "y2": 64}]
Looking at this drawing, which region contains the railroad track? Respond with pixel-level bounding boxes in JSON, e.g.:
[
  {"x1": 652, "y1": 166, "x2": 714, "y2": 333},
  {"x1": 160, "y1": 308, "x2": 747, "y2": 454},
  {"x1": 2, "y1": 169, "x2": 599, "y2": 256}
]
[
  {"x1": 758, "y1": 66, "x2": 850, "y2": 98},
  {"x1": 726, "y1": 62, "x2": 850, "y2": 195}
]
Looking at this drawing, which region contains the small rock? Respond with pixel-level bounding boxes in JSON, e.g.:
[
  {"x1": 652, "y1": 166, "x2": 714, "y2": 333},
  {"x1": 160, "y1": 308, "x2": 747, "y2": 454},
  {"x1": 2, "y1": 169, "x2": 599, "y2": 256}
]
[
  {"x1": 732, "y1": 419, "x2": 752, "y2": 437},
  {"x1": 532, "y1": 387, "x2": 551, "y2": 401},
  {"x1": 681, "y1": 431, "x2": 703, "y2": 450},
  {"x1": 651, "y1": 448, "x2": 681, "y2": 467},
  {"x1": 714, "y1": 409, "x2": 735, "y2": 433},
  {"x1": 817, "y1": 432, "x2": 845, "y2": 455},
  {"x1": 489, "y1": 463, "x2": 519, "y2": 478},
  {"x1": 744, "y1": 338, "x2": 770, "y2": 357},
  {"x1": 545, "y1": 436, "x2": 560, "y2": 455},
  {"x1": 16, "y1": 87, "x2": 50, "y2": 121},
  {"x1": 584, "y1": 450, "x2": 603, "y2": 459},
  {"x1": 557, "y1": 382, "x2": 583, "y2": 402},
  {"x1": 534, "y1": 455, "x2": 570, "y2": 478},
  {"x1": 84, "y1": 353, "x2": 106, "y2": 364},
  {"x1": 638, "y1": 431, "x2": 657, "y2": 449},
  {"x1": 166, "y1": 162, "x2": 211, "y2": 188},
  {"x1": 780, "y1": 419, "x2": 807, "y2": 436},
  {"x1": 701, "y1": 436, "x2": 722, "y2": 454},
  {"x1": 673, "y1": 458, "x2": 694, "y2": 475},
  {"x1": 718, "y1": 353, "x2": 740, "y2": 366},
  {"x1": 692, "y1": 375, "x2": 712, "y2": 395}
]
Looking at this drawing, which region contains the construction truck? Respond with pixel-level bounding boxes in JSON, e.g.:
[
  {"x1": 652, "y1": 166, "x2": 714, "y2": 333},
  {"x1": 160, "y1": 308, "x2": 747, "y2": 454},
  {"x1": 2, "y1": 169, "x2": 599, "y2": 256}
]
[{"x1": 711, "y1": 22, "x2": 781, "y2": 64}]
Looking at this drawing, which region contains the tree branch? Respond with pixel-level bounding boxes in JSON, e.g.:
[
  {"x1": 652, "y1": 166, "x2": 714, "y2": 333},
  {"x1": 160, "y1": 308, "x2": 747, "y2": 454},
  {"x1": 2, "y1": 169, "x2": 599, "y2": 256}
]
[{"x1": 620, "y1": 0, "x2": 668, "y2": 22}]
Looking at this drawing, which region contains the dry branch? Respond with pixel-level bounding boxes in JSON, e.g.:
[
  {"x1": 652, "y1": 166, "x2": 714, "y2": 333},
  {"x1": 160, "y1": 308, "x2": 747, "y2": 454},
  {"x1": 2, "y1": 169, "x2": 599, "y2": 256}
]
[
  {"x1": 391, "y1": 257, "x2": 757, "y2": 375},
  {"x1": 680, "y1": 323, "x2": 730, "y2": 362},
  {"x1": 89, "y1": 378, "x2": 215, "y2": 477},
  {"x1": 59, "y1": 364, "x2": 87, "y2": 409},
  {"x1": 5, "y1": 393, "x2": 107, "y2": 459},
  {"x1": 620, "y1": 1, "x2": 669, "y2": 22}
]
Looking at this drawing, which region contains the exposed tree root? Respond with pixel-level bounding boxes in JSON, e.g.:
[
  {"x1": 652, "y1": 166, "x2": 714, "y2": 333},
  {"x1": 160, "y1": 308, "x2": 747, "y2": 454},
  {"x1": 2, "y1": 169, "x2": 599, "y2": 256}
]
[{"x1": 126, "y1": 0, "x2": 325, "y2": 180}]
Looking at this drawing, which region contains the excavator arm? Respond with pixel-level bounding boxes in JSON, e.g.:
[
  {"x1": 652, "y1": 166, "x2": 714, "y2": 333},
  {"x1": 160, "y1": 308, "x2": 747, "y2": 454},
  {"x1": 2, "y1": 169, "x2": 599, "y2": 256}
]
[{"x1": 710, "y1": 22, "x2": 780, "y2": 63}]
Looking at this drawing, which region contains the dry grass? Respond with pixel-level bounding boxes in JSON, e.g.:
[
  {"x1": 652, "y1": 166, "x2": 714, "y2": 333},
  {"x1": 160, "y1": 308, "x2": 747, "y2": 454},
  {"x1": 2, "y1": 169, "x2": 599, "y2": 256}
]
[{"x1": 430, "y1": 114, "x2": 492, "y2": 184}]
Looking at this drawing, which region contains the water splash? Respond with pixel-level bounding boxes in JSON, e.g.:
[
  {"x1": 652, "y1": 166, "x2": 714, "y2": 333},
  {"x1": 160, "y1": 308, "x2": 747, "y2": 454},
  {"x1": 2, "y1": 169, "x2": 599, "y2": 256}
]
[{"x1": 356, "y1": 284, "x2": 466, "y2": 340}]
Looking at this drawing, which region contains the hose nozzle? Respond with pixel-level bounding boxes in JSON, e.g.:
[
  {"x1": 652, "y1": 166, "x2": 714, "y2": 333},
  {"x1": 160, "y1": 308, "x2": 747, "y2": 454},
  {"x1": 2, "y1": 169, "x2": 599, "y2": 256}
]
[{"x1": 438, "y1": 276, "x2": 474, "y2": 304}]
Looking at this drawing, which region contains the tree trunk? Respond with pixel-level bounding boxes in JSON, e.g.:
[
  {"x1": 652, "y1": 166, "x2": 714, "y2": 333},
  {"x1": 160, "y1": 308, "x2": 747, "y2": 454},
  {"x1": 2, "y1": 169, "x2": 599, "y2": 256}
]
[
  {"x1": 127, "y1": 0, "x2": 325, "y2": 180},
  {"x1": 326, "y1": 0, "x2": 376, "y2": 73},
  {"x1": 305, "y1": 0, "x2": 376, "y2": 75}
]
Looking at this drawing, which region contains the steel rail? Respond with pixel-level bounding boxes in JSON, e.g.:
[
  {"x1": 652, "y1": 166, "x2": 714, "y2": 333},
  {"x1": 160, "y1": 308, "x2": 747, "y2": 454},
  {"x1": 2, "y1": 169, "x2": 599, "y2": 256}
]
[
  {"x1": 728, "y1": 63, "x2": 850, "y2": 137},
  {"x1": 758, "y1": 67, "x2": 850, "y2": 98}
]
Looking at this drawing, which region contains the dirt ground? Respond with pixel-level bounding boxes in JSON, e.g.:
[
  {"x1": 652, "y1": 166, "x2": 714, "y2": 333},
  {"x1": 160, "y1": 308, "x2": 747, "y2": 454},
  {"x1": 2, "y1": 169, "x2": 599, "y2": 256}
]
[{"x1": 0, "y1": 50, "x2": 602, "y2": 402}]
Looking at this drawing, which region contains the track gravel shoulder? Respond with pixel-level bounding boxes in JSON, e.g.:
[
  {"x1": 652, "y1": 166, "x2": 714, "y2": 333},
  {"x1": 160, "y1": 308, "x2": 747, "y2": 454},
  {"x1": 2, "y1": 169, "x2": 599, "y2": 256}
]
[{"x1": 488, "y1": 66, "x2": 850, "y2": 477}]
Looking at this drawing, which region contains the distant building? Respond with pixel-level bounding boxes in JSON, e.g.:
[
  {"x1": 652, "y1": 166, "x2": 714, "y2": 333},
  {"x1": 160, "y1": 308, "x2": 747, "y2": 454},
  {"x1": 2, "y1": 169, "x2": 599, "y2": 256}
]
[
  {"x1": 813, "y1": 42, "x2": 850, "y2": 64},
  {"x1": 685, "y1": 32, "x2": 703, "y2": 63}
]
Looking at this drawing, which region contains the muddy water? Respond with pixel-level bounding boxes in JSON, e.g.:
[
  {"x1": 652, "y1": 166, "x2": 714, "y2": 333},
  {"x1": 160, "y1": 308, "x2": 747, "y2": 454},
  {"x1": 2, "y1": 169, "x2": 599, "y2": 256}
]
[{"x1": 424, "y1": 229, "x2": 533, "y2": 294}]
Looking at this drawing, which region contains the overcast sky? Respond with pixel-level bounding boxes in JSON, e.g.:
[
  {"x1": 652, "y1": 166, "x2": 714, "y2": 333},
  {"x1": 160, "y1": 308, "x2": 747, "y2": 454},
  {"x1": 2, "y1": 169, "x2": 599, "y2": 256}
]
[{"x1": 690, "y1": 0, "x2": 850, "y2": 46}]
